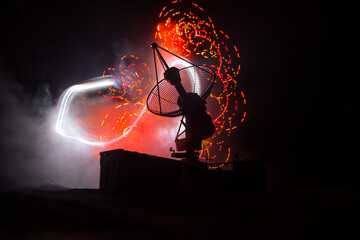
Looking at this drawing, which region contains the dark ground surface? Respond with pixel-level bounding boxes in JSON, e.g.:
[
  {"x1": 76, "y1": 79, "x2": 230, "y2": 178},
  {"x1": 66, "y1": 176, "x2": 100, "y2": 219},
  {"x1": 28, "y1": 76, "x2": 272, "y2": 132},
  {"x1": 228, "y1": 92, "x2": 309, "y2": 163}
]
[{"x1": 0, "y1": 186, "x2": 359, "y2": 239}]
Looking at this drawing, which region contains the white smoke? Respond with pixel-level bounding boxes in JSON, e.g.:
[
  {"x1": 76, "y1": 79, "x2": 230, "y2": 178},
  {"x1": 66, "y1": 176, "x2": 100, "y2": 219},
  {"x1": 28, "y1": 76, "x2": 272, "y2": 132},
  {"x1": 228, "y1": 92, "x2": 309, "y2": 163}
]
[{"x1": 0, "y1": 76, "x2": 99, "y2": 192}]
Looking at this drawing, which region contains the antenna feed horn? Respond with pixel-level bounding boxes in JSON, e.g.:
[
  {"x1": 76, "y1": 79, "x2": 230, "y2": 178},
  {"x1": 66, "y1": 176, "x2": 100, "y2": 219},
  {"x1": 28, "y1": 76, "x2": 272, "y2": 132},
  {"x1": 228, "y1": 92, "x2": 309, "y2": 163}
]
[{"x1": 150, "y1": 42, "x2": 158, "y2": 49}]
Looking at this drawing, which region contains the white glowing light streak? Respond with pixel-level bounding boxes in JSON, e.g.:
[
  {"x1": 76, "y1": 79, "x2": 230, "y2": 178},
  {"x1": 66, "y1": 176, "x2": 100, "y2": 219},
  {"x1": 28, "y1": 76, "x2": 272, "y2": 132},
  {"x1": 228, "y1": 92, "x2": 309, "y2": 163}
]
[
  {"x1": 55, "y1": 60, "x2": 199, "y2": 146},
  {"x1": 55, "y1": 75, "x2": 146, "y2": 146}
]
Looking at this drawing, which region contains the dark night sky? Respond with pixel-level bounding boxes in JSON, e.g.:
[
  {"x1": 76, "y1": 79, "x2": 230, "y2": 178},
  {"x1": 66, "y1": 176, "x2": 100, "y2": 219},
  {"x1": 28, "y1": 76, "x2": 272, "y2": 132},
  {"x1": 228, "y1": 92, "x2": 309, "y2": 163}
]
[{"x1": 0, "y1": 0, "x2": 357, "y2": 190}]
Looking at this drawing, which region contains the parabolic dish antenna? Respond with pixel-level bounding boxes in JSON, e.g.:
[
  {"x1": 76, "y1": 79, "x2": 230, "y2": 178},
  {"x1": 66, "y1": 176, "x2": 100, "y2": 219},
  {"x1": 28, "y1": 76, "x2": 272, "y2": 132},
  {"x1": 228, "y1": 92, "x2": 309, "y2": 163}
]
[{"x1": 146, "y1": 45, "x2": 216, "y2": 117}]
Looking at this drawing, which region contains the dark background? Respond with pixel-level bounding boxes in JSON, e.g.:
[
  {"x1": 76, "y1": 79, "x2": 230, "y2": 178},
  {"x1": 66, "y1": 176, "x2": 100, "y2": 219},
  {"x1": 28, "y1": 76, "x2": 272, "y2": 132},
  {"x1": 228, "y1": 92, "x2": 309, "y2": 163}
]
[{"x1": 0, "y1": 0, "x2": 358, "y2": 191}]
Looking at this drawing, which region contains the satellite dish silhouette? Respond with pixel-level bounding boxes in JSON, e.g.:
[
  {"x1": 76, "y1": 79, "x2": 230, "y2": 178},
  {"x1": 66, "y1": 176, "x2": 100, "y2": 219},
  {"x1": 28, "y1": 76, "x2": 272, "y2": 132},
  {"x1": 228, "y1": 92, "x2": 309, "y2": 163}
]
[
  {"x1": 146, "y1": 43, "x2": 216, "y2": 160},
  {"x1": 147, "y1": 64, "x2": 215, "y2": 117}
]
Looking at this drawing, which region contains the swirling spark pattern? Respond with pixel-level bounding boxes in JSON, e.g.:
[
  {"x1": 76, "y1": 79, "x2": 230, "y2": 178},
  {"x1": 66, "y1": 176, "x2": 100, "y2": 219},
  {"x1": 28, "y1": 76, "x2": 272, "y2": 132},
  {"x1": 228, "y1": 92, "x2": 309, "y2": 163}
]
[
  {"x1": 155, "y1": 0, "x2": 247, "y2": 167},
  {"x1": 55, "y1": 0, "x2": 246, "y2": 168},
  {"x1": 64, "y1": 56, "x2": 153, "y2": 147}
]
